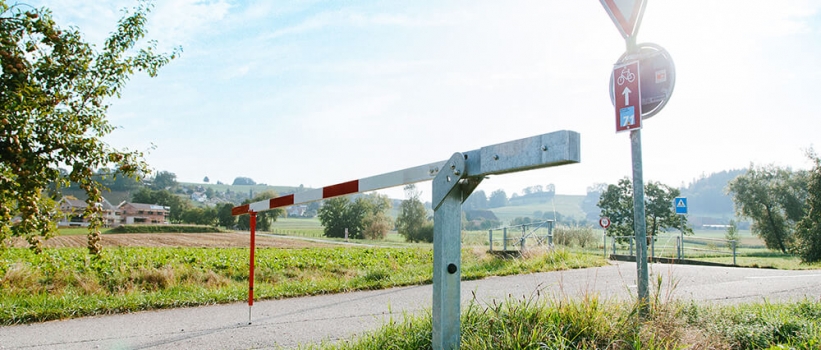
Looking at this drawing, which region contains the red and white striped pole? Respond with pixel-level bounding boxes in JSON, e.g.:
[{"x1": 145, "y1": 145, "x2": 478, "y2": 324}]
[
  {"x1": 231, "y1": 161, "x2": 445, "y2": 216},
  {"x1": 248, "y1": 211, "x2": 256, "y2": 323}
]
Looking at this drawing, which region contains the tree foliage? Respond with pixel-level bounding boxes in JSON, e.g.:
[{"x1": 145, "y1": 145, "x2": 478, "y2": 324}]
[
  {"x1": 724, "y1": 219, "x2": 740, "y2": 250},
  {"x1": 396, "y1": 185, "x2": 431, "y2": 242},
  {"x1": 237, "y1": 191, "x2": 284, "y2": 232},
  {"x1": 317, "y1": 193, "x2": 391, "y2": 239},
  {"x1": 0, "y1": 1, "x2": 176, "y2": 254},
  {"x1": 679, "y1": 169, "x2": 746, "y2": 215},
  {"x1": 232, "y1": 177, "x2": 256, "y2": 186},
  {"x1": 488, "y1": 189, "x2": 508, "y2": 208},
  {"x1": 463, "y1": 190, "x2": 488, "y2": 210},
  {"x1": 597, "y1": 178, "x2": 692, "y2": 240},
  {"x1": 795, "y1": 150, "x2": 821, "y2": 262},
  {"x1": 216, "y1": 203, "x2": 235, "y2": 229},
  {"x1": 361, "y1": 197, "x2": 393, "y2": 240},
  {"x1": 727, "y1": 164, "x2": 808, "y2": 254},
  {"x1": 149, "y1": 170, "x2": 177, "y2": 190}
]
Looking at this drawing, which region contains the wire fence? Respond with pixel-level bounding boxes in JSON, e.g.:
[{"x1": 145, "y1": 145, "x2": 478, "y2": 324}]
[{"x1": 606, "y1": 234, "x2": 739, "y2": 265}]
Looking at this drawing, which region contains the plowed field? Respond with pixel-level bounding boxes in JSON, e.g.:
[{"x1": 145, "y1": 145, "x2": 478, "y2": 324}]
[{"x1": 10, "y1": 232, "x2": 334, "y2": 248}]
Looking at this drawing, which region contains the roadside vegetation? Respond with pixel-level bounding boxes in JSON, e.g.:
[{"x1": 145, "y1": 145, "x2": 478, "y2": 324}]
[
  {"x1": 316, "y1": 293, "x2": 821, "y2": 349},
  {"x1": 0, "y1": 246, "x2": 604, "y2": 325}
]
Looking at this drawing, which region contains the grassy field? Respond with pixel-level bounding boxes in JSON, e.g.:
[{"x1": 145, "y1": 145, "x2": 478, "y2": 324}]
[
  {"x1": 185, "y1": 182, "x2": 299, "y2": 196},
  {"x1": 267, "y1": 219, "x2": 821, "y2": 270},
  {"x1": 8, "y1": 221, "x2": 821, "y2": 348},
  {"x1": 490, "y1": 195, "x2": 586, "y2": 223},
  {"x1": 0, "y1": 245, "x2": 604, "y2": 325}
]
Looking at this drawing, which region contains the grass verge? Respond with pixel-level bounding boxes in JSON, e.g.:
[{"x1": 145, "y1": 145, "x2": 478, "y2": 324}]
[
  {"x1": 0, "y1": 246, "x2": 604, "y2": 325},
  {"x1": 314, "y1": 293, "x2": 821, "y2": 349}
]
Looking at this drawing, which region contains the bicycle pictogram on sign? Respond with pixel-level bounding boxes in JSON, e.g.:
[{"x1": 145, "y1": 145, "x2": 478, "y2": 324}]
[{"x1": 616, "y1": 67, "x2": 635, "y2": 86}]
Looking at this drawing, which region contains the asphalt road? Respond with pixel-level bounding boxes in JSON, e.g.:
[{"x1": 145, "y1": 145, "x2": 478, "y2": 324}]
[{"x1": 2, "y1": 262, "x2": 820, "y2": 350}]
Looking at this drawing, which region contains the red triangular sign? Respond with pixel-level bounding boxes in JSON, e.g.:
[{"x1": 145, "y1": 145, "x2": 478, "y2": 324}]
[{"x1": 600, "y1": 0, "x2": 646, "y2": 39}]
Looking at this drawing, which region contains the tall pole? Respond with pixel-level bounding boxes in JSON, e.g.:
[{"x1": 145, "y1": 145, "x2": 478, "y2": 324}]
[
  {"x1": 627, "y1": 35, "x2": 650, "y2": 314},
  {"x1": 248, "y1": 211, "x2": 257, "y2": 323}
]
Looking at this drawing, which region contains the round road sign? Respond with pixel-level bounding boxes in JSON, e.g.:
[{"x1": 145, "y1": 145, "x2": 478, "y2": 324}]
[
  {"x1": 599, "y1": 217, "x2": 611, "y2": 229},
  {"x1": 609, "y1": 43, "x2": 676, "y2": 119}
]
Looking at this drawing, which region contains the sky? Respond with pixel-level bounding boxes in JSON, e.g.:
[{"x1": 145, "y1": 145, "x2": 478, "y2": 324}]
[{"x1": 24, "y1": 0, "x2": 821, "y2": 199}]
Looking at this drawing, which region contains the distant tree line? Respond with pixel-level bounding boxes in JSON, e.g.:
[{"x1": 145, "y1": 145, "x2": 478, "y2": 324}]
[{"x1": 727, "y1": 150, "x2": 821, "y2": 262}]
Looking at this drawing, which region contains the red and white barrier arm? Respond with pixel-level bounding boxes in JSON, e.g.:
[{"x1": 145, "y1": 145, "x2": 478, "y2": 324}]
[{"x1": 231, "y1": 161, "x2": 447, "y2": 216}]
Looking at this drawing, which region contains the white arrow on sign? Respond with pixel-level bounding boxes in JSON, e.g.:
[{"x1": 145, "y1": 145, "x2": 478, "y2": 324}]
[{"x1": 622, "y1": 86, "x2": 631, "y2": 105}]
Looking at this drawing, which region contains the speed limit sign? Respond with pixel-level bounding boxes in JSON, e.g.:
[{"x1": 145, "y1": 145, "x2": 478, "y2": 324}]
[{"x1": 599, "y1": 217, "x2": 611, "y2": 229}]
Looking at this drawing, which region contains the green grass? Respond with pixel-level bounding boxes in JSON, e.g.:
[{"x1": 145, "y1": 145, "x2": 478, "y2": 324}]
[
  {"x1": 313, "y1": 296, "x2": 821, "y2": 349},
  {"x1": 490, "y1": 195, "x2": 586, "y2": 223},
  {"x1": 0, "y1": 246, "x2": 604, "y2": 325},
  {"x1": 184, "y1": 182, "x2": 299, "y2": 196},
  {"x1": 57, "y1": 227, "x2": 99, "y2": 236},
  {"x1": 107, "y1": 225, "x2": 224, "y2": 234}
]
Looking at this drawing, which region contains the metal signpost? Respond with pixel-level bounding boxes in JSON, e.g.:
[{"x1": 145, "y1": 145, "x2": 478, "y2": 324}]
[
  {"x1": 599, "y1": 217, "x2": 611, "y2": 257},
  {"x1": 600, "y1": 0, "x2": 650, "y2": 313},
  {"x1": 233, "y1": 130, "x2": 581, "y2": 349}
]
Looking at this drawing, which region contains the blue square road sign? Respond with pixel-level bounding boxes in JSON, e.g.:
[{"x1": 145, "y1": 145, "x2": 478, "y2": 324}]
[{"x1": 674, "y1": 197, "x2": 688, "y2": 215}]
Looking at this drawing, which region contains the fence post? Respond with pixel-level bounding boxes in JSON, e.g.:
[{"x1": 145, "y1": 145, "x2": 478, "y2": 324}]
[
  {"x1": 680, "y1": 231, "x2": 684, "y2": 259},
  {"x1": 488, "y1": 229, "x2": 493, "y2": 251},
  {"x1": 503, "y1": 228, "x2": 508, "y2": 251},
  {"x1": 676, "y1": 236, "x2": 681, "y2": 260},
  {"x1": 651, "y1": 236, "x2": 655, "y2": 262},
  {"x1": 629, "y1": 237, "x2": 634, "y2": 257},
  {"x1": 547, "y1": 220, "x2": 554, "y2": 247},
  {"x1": 732, "y1": 240, "x2": 737, "y2": 265}
]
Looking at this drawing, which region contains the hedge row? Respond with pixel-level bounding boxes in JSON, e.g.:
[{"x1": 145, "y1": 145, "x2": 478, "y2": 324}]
[{"x1": 106, "y1": 225, "x2": 224, "y2": 234}]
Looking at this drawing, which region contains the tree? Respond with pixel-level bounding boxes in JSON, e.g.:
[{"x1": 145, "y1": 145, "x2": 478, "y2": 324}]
[
  {"x1": 463, "y1": 190, "x2": 488, "y2": 210},
  {"x1": 724, "y1": 219, "x2": 740, "y2": 250},
  {"x1": 597, "y1": 178, "x2": 635, "y2": 239},
  {"x1": 149, "y1": 170, "x2": 177, "y2": 190},
  {"x1": 358, "y1": 193, "x2": 392, "y2": 240},
  {"x1": 237, "y1": 191, "x2": 283, "y2": 231},
  {"x1": 396, "y1": 184, "x2": 432, "y2": 242},
  {"x1": 0, "y1": 1, "x2": 176, "y2": 254},
  {"x1": 679, "y1": 169, "x2": 745, "y2": 215},
  {"x1": 232, "y1": 177, "x2": 256, "y2": 186},
  {"x1": 597, "y1": 177, "x2": 692, "y2": 240},
  {"x1": 317, "y1": 197, "x2": 354, "y2": 238},
  {"x1": 216, "y1": 203, "x2": 236, "y2": 229},
  {"x1": 316, "y1": 193, "x2": 391, "y2": 239},
  {"x1": 203, "y1": 176, "x2": 209, "y2": 183},
  {"x1": 645, "y1": 181, "x2": 691, "y2": 238},
  {"x1": 488, "y1": 189, "x2": 508, "y2": 208},
  {"x1": 727, "y1": 164, "x2": 808, "y2": 254},
  {"x1": 795, "y1": 150, "x2": 821, "y2": 262},
  {"x1": 180, "y1": 206, "x2": 216, "y2": 226}
]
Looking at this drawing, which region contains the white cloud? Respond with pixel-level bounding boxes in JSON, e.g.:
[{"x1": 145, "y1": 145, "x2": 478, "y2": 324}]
[{"x1": 147, "y1": 0, "x2": 232, "y2": 49}]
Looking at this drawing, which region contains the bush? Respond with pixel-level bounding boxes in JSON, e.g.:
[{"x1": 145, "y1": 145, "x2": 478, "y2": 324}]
[
  {"x1": 553, "y1": 225, "x2": 598, "y2": 248},
  {"x1": 107, "y1": 225, "x2": 223, "y2": 234}
]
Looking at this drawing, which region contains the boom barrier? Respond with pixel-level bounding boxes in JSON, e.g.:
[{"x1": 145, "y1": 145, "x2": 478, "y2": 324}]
[{"x1": 232, "y1": 129, "x2": 581, "y2": 349}]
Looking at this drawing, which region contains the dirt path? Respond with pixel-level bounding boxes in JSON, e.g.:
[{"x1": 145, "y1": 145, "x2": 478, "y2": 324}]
[{"x1": 10, "y1": 232, "x2": 336, "y2": 249}]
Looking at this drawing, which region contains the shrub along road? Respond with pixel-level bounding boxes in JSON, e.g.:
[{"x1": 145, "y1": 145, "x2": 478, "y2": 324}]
[{"x1": 1, "y1": 261, "x2": 820, "y2": 349}]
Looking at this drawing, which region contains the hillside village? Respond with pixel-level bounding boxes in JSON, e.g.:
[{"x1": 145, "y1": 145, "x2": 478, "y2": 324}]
[{"x1": 52, "y1": 169, "x2": 744, "y2": 231}]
